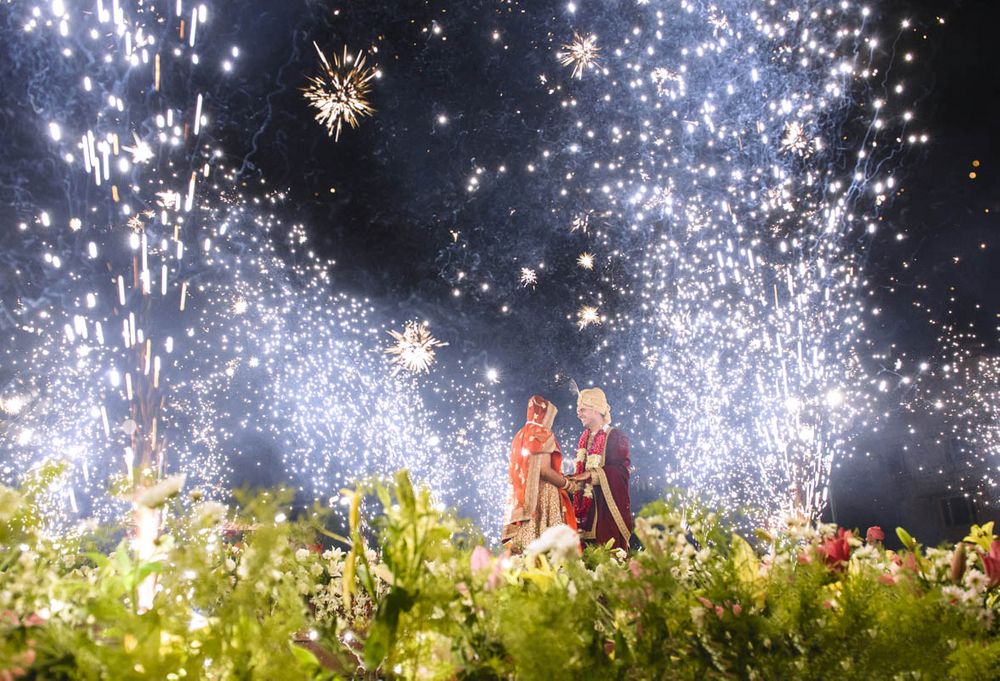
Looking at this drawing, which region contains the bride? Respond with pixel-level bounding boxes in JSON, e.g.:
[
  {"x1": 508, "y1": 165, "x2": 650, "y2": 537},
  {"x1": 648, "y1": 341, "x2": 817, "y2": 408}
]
[{"x1": 501, "y1": 395, "x2": 579, "y2": 553}]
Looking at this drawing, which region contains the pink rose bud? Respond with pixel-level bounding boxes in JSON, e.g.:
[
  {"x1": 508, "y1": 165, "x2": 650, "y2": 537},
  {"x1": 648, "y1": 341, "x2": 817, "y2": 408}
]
[
  {"x1": 732, "y1": 604, "x2": 742, "y2": 616},
  {"x1": 714, "y1": 605, "x2": 725, "y2": 619},
  {"x1": 878, "y1": 574, "x2": 897, "y2": 586},
  {"x1": 950, "y1": 543, "x2": 967, "y2": 584},
  {"x1": 865, "y1": 526, "x2": 885, "y2": 544}
]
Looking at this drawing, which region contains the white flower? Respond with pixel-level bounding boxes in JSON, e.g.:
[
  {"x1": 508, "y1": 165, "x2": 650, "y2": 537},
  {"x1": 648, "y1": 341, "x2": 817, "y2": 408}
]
[
  {"x1": 690, "y1": 606, "x2": 707, "y2": 627},
  {"x1": 136, "y1": 474, "x2": 186, "y2": 508},
  {"x1": 851, "y1": 545, "x2": 879, "y2": 564},
  {"x1": 295, "y1": 548, "x2": 311, "y2": 562},
  {"x1": 194, "y1": 501, "x2": 227, "y2": 527},
  {"x1": 525, "y1": 524, "x2": 580, "y2": 562},
  {"x1": 585, "y1": 454, "x2": 602, "y2": 470},
  {"x1": 964, "y1": 570, "x2": 989, "y2": 594},
  {"x1": 941, "y1": 585, "x2": 966, "y2": 604}
]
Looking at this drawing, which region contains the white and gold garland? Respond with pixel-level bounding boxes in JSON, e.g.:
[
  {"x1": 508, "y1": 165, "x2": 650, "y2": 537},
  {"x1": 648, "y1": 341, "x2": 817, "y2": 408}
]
[{"x1": 575, "y1": 447, "x2": 604, "y2": 499}]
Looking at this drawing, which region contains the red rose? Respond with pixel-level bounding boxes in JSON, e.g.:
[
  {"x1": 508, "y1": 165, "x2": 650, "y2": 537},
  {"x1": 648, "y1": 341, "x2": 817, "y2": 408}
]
[
  {"x1": 981, "y1": 540, "x2": 1000, "y2": 587},
  {"x1": 865, "y1": 526, "x2": 884, "y2": 544},
  {"x1": 818, "y1": 528, "x2": 852, "y2": 569}
]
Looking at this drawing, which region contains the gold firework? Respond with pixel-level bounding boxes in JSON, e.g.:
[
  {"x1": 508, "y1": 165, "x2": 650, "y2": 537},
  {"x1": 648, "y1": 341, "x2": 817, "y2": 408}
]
[
  {"x1": 303, "y1": 43, "x2": 376, "y2": 142},
  {"x1": 385, "y1": 321, "x2": 448, "y2": 375},
  {"x1": 577, "y1": 252, "x2": 595, "y2": 270},
  {"x1": 576, "y1": 305, "x2": 601, "y2": 330},
  {"x1": 558, "y1": 32, "x2": 600, "y2": 79}
]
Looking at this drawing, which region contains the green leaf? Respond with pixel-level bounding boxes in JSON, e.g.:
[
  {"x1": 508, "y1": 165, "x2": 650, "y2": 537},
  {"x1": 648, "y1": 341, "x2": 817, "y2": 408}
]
[
  {"x1": 84, "y1": 551, "x2": 112, "y2": 568},
  {"x1": 394, "y1": 470, "x2": 416, "y2": 514},
  {"x1": 135, "y1": 561, "x2": 163, "y2": 584},
  {"x1": 289, "y1": 640, "x2": 321, "y2": 669},
  {"x1": 731, "y1": 534, "x2": 766, "y2": 609},
  {"x1": 895, "y1": 527, "x2": 916, "y2": 551},
  {"x1": 363, "y1": 587, "x2": 416, "y2": 669}
]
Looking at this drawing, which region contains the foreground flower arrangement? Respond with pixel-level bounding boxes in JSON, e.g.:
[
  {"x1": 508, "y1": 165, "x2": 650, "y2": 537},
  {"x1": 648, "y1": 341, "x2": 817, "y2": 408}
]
[{"x1": 2, "y1": 469, "x2": 1000, "y2": 680}]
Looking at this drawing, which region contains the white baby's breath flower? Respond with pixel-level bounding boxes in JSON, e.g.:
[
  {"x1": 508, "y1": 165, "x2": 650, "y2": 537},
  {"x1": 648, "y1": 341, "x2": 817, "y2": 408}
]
[
  {"x1": 941, "y1": 585, "x2": 965, "y2": 604},
  {"x1": 136, "y1": 474, "x2": 186, "y2": 508},
  {"x1": 525, "y1": 524, "x2": 580, "y2": 562},
  {"x1": 964, "y1": 569, "x2": 989, "y2": 593},
  {"x1": 295, "y1": 548, "x2": 311, "y2": 562}
]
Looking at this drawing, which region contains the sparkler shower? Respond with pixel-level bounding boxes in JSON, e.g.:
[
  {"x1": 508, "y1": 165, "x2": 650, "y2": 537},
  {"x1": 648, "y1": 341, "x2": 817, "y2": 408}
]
[{"x1": 0, "y1": 0, "x2": 976, "y2": 538}]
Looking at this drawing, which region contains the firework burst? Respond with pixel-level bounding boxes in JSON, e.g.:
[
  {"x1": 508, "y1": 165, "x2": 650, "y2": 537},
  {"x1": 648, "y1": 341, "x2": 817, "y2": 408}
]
[
  {"x1": 558, "y1": 32, "x2": 601, "y2": 79},
  {"x1": 303, "y1": 43, "x2": 377, "y2": 141},
  {"x1": 576, "y1": 305, "x2": 601, "y2": 330},
  {"x1": 385, "y1": 321, "x2": 448, "y2": 375}
]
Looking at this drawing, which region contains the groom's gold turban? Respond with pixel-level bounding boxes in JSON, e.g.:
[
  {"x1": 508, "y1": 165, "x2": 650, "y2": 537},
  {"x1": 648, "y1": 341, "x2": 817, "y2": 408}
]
[{"x1": 577, "y1": 387, "x2": 611, "y2": 424}]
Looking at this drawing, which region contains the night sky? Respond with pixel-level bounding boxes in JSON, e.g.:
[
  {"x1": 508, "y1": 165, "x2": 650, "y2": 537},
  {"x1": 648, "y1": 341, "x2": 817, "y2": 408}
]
[{"x1": 1, "y1": 0, "x2": 998, "y2": 540}]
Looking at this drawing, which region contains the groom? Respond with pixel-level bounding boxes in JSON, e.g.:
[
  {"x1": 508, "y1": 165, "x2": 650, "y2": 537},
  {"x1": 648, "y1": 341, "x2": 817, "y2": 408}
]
[{"x1": 570, "y1": 388, "x2": 633, "y2": 551}]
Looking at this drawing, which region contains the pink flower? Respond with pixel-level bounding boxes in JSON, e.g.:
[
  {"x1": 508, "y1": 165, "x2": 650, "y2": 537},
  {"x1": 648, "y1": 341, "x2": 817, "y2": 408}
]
[
  {"x1": 697, "y1": 596, "x2": 714, "y2": 609},
  {"x1": 628, "y1": 559, "x2": 643, "y2": 578},
  {"x1": 818, "y1": 528, "x2": 852, "y2": 570},
  {"x1": 878, "y1": 574, "x2": 898, "y2": 586},
  {"x1": 865, "y1": 526, "x2": 884, "y2": 544},
  {"x1": 21, "y1": 613, "x2": 45, "y2": 627},
  {"x1": 486, "y1": 558, "x2": 503, "y2": 591},
  {"x1": 470, "y1": 546, "x2": 491, "y2": 573},
  {"x1": 714, "y1": 605, "x2": 725, "y2": 619},
  {"x1": 731, "y1": 603, "x2": 742, "y2": 616},
  {"x1": 981, "y1": 540, "x2": 1000, "y2": 587},
  {"x1": 797, "y1": 552, "x2": 812, "y2": 565},
  {"x1": 455, "y1": 581, "x2": 470, "y2": 598}
]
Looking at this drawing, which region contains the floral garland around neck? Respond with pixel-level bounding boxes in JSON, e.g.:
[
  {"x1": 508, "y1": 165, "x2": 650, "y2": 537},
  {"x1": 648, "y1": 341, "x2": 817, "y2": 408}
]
[{"x1": 573, "y1": 427, "x2": 608, "y2": 522}]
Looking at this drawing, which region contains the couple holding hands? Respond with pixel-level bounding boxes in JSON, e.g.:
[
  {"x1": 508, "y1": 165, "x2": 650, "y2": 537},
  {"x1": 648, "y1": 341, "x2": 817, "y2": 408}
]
[{"x1": 501, "y1": 388, "x2": 634, "y2": 554}]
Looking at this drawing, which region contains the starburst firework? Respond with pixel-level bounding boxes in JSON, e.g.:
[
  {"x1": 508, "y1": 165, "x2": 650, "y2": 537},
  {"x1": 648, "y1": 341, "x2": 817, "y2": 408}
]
[
  {"x1": 122, "y1": 132, "x2": 154, "y2": 164},
  {"x1": 577, "y1": 252, "x2": 595, "y2": 270},
  {"x1": 303, "y1": 43, "x2": 376, "y2": 142},
  {"x1": 519, "y1": 267, "x2": 537, "y2": 287},
  {"x1": 385, "y1": 321, "x2": 448, "y2": 375},
  {"x1": 576, "y1": 305, "x2": 601, "y2": 330},
  {"x1": 558, "y1": 33, "x2": 600, "y2": 79},
  {"x1": 781, "y1": 121, "x2": 812, "y2": 156}
]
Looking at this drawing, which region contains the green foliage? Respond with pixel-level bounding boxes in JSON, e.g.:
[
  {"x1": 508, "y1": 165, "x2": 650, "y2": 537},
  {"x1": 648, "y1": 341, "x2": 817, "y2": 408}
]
[{"x1": 2, "y1": 470, "x2": 999, "y2": 680}]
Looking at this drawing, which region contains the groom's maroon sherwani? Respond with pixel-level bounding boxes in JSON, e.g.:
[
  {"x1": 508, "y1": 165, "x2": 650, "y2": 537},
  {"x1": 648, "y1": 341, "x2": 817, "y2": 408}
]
[{"x1": 580, "y1": 427, "x2": 633, "y2": 550}]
